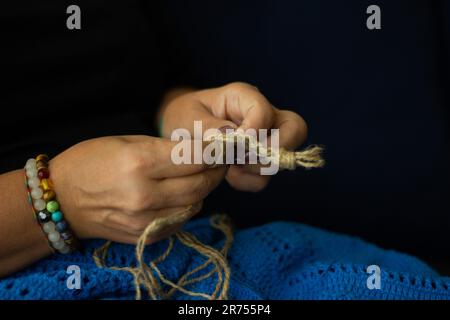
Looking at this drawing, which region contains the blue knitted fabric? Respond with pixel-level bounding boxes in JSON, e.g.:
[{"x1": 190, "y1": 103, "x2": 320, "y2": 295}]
[{"x1": 1, "y1": 217, "x2": 449, "y2": 300}]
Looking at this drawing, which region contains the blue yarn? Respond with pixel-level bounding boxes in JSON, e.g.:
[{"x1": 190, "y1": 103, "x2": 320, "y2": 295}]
[{"x1": 1, "y1": 217, "x2": 449, "y2": 300}]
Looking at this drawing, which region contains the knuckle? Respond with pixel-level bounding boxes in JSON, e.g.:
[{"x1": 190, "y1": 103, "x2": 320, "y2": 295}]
[
  {"x1": 225, "y1": 81, "x2": 255, "y2": 93},
  {"x1": 120, "y1": 145, "x2": 147, "y2": 174},
  {"x1": 128, "y1": 190, "x2": 154, "y2": 212},
  {"x1": 260, "y1": 106, "x2": 275, "y2": 124}
]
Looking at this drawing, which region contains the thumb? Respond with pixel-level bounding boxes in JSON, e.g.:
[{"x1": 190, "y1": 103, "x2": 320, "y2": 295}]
[{"x1": 191, "y1": 108, "x2": 238, "y2": 140}]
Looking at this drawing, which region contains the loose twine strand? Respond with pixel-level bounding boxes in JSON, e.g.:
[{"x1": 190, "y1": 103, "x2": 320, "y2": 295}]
[
  {"x1": 208, "y1": 132, "x2": 325, "y2": 170},
  {"x1": 93, "y1": 133, "x2": 324, "y2": 300}
]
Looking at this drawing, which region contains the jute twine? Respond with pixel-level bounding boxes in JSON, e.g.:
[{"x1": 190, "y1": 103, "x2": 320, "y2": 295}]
[
  {"x1": 93, "y1": 133, "x2": 324, "y2": 300},
  {"x1": 208, "y1": 132, "x2": 325, "y2": 170}
]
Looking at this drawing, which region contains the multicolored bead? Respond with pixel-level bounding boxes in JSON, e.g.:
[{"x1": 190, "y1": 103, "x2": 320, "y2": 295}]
[
  {"x1": 42, "y1": 190, "x2": 55, "y2": 202},
  {"x1": 36, "y1": 154, "x2": 49, "y2": 162},
  {"x1": 37, "y1": 210, "x2": 51, "y2": 223},
  {"x1": 42, "y1": 222, "x2": 56, "y2": 234},
  {"x1": 36, "y1": 160, "x2": 47, "y2": 170},
  {"x1": 55, "y1": 221, "x2": 68, "y2": 232},
  {"x1": 26, "y1": 168, "x2": 38, "y2": 179},
  {"x1": 59, "y1": 245, "x2": 71, "y2": 254},
  {"x1": 33, "y1": 199, "x2": 46, "y2": 211},
  {"x1": 25, "y1": 158, "x2": 36, "y2": 167},
  {"x1": 64, "y1": 237, "x2": 75, "y2": 245},
  {"x1": 52, "y1": 240, "x2": 65, "y2": 250},
  {"x1": 25, "y1": 154, "x2": 77, "y2": 255},
  {"x1": 37, "y1": 168, "x2": 49, "y2": 179},
  {"x1": 60, "y1": 232, "x2": 72, "y2": 241},
  {"x1": 46, "y1": 200, "x2": 59, "y2": 213},
  {"x1": 30, "y1": 187, "x2": 43, "y2": 200},
  {"x1": 27, "y1": 177, "x2": 40, "y2": 189},
  {"x1": 40, "y1": 179, "x2": 51, "y2": 191},
  {"x1": 51, "y1": 211, "x2": 63, "y2": 222},
  {"x1": 48, "y1": 231, "x2": 60, "y2": 242}
]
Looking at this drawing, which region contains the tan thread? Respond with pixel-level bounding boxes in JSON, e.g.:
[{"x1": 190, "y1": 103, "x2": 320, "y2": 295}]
[
  {"x1": 208, "y1": 132, "x2": 325, "y2": 170},
  {"x1": 93, "y1": 211, "x2": 233, "y2": 300},
  {"x1": 93, "y1": 133, "x2": 324, "y2": 300}
]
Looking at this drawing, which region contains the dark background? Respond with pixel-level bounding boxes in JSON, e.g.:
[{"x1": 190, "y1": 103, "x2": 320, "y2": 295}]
[{"x1": 1, "y1": 1, "x2": 449, "y2": 273}]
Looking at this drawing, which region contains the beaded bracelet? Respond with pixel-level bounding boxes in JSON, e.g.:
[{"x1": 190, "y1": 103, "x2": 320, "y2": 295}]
[{"x1": 24, "y1": 154, "x2": 77, "y2": 254}]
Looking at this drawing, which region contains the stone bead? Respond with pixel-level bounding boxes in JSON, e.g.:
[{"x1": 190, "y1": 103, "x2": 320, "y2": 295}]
[
  {"x1": 26, "y1": 168, "x2": 38, "y2": 179},
  {"x1": 36, "y1": 160, "x2": 47, "y2": 169},
  {"x1": 40, "y1": 179, "x2": 51, "y2": 191},
  {"x1": 60, "y1": 231, "x2": 72, "y2": 240},
  {"x1": 55, "y1": 221, "x2": 68, "y2": 232},
  {"x1": 37, "y1": 210, "x2": 51, "y2": 223},
  {"x1": 46, "y1": 201, "x2": 59, "y2": 213},
  {"x1": 42, "y1": 222, "x2": 56, "y2": 234},
  {"x1": 30, "y1": 187, "x2": 44, "y2": 200},
  {"x1": 51, "y1": 211, "x2": 63, "y2": 222},
  {"x1": 52, "y1": 239, "x2": 66, "y2": 250},
  {"x1": 25, "y1": 158, "x2": 36, "y2": 167},
  {"x1": 43, "y1": 190, "x2": 56, "y2": 202},
  {"x1": 36, "y1": 154, "x2": 49, "y2": 162},
  {"x1": 27, "y1": 177, "x2": 40, "y2": 189},
  {"x1": 37, "y1": 168, "x2": 49, "y2": 179},
  {"x1": 64, "y1": 237, "x2": 74, "y2": 245},
  {"x1": 33, "y1": 199, "x2": 46, "y2": 211},
  {"x1": 59, "y1": 245, "x2": 71, "y2": 254},
  {"x1": 48, "y1": 231, "x2": 61, "y2": 242},
  {"x1": 25, "y1": 162, "x2": 36, "y2": 171}
]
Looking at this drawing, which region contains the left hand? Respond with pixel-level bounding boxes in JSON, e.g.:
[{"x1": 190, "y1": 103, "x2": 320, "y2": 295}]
[{"x1": 160, "y1": 82, "x2": 308, "y2": 192}]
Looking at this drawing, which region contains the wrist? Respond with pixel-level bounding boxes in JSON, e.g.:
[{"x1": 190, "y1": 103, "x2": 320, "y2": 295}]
[{"x1": 48, "y1": 155, "x2": 86, "y2": 239}]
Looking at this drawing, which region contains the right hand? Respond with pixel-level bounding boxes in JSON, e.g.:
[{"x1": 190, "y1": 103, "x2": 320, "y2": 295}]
[{"x1": 48, "y1": 135, "x2": 227, "y2": 244}]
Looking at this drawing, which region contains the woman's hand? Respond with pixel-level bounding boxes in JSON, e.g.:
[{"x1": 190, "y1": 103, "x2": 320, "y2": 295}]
[
  {"x1": 49, "y1": 135, "x2": 227, "y2": 244},
  {"x1": 160, "y1": 82, "x2": 308, "y2": 192}
]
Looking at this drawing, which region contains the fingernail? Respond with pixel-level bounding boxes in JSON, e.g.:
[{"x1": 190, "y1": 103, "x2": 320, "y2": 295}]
[{"x1": 218, "y1": 125, "x2": 235, "y2": 134}]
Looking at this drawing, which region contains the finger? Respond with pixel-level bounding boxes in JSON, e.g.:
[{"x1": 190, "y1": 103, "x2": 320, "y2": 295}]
[
  {"x1": 199, "y1": 83, "x2": 276, "y2": 131},
  {"x1": 156, "y1": 166, "x2": 227, "y2": 208},
  {"x1": 173, "y1": 102, "x2": 238, "y2": 136},
  {"x1": 131, "y1": 138, "x2": 213, "y2": 179},
  {"x1": 226, "y1": 166, "x2": 270, "y2": 192},
  {"x1": 227, "y1": 83, "x2": 275, "y2": 131},
  {"x1": 272, "y1": 109, "x2": 308, "y2": 150},
  {"x1": 233, "y1": 163, "x2": 264, "y2": 175},
  {"x1": 230, "y1": 109, "x2": 308, "y2": 175}
]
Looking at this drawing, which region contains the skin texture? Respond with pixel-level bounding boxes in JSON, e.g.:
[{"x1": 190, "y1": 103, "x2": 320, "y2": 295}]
[
  {"x1": 161, "y1": 82, "x2": 308, "y2": 192},
  {"x1": 0, "y1": 170, "x2": 53, "y2": 277},
  {"x1": 0, "y1": 82, "x2": 307, "y2": 277}
]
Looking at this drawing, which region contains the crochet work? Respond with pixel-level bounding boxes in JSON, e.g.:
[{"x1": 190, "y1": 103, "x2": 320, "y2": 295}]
[{"x1": 1, "y1": 217, "x2": 449, "y2": 300}]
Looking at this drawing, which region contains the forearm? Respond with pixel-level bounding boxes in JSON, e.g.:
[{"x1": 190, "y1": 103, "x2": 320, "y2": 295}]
[{"x1": 0, "y1": 170, "x2": 52, "y2": 278}]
